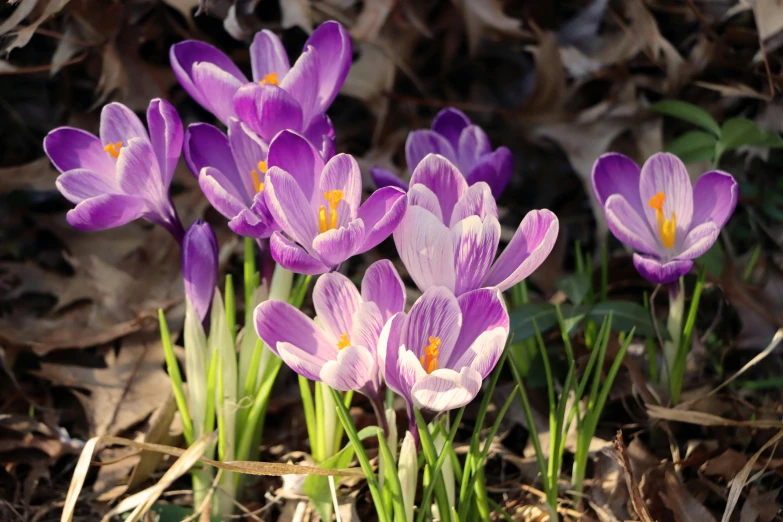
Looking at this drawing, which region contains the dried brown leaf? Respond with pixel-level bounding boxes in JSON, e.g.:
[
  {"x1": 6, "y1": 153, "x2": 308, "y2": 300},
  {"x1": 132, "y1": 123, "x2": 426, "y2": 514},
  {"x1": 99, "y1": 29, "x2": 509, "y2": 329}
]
[
  {"x1": 5, "y1": 0, "x2": 70, "y2": 53},
  {"x1": 647, "y1": 404, "x2": 783, "y2": 429},
  {"x1": 661, "y1": 470, "x2": 717, "y2": 522},
  {"x1": 34, "y1": 331, "x2": 171, "y2": 436},
  {"x1": 722, "y1": 431, "x2": 783, "y2": 522},
  {"x1": 0, "y1": 0, "x2": 37, "y2": 37},
  {"x1": 613, "y1": 432, "x2": 655, "y2": 522}
]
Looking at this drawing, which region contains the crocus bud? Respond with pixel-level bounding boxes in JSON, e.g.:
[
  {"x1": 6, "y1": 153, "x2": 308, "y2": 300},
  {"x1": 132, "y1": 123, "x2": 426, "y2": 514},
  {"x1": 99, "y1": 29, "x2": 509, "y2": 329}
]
[
  {"x1": 182, "y1": 220, "x2": 218, "y2": 322},
  {"x1": 398, "y1": 431, "x2": 418, "y2": 522}
]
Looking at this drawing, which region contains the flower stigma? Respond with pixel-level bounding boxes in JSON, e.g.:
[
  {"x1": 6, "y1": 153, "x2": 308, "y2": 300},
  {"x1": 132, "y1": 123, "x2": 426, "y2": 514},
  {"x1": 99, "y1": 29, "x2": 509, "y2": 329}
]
[
  {"x1": 419, "y1": 336, "x2": 440, "y2": 374},
  {"x1": 251, "y1": 160, "x2": 268, "y2": 193},
  {"x1": 104, "y1": 141, "x2": 123, "y2": 159},
  {"x1": 648, "y1": 192, "x2": 676, "y2": 249},
  {"x1": 259, "y1": 73, "x2": 279, "y2": 85},
  {"x1": 318, "y1": 190, "x2": 344, "y2": 233},
  {"x1": 337, "y1": 333, "x2": 350, "y2": 350}
]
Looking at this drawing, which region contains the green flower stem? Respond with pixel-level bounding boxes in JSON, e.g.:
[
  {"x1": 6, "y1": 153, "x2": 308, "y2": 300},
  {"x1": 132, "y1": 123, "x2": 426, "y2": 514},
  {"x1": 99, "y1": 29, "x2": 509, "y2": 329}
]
[{"x1": 158, "y1": 309, "x2": 194, "y2": 445}]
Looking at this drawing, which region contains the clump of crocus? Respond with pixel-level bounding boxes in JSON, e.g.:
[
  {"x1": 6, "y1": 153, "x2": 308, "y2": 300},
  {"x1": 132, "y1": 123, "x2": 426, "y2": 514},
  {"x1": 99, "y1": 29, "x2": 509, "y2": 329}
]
[
  {"x1": 170, "y1": 21, "x2": 350, "y2": 158},
  {"x1": 45, "y1": 100, "x2": 185, "y2": 241},
  {"x1": 394, "y1": 154, "x2": 558, "y2": 295},
  {"x1": 264, "y1": 131, "x2": 408, "y2": 274},
  {"x1": 184, "y1": 120, "x2": 278, "y2": 239},
  {"x1": 182, "y1": 220, "x2": 218, "y2": 322},
  {"x1": 379, "y1": 285, "x2": 509, "y2": 435},
  {"x1": 592, "y1": 152, "x2": 738, "y2": 284},
  {"x1": 372, "y1": 108, "x2": 513, "y2": 199},
  {"x1": 254, "y1": 260, "x2": 405, "y2": 419}
]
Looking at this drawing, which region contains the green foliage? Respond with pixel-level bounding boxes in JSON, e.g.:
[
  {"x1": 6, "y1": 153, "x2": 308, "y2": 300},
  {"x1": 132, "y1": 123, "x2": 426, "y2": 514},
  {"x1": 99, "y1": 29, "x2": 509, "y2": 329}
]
[
  {"x1": 509, "y1": 300, "x2": 658, "y2": 340},
  {"x1": 652, "y1": 100, "x2": 783, "y2": 166},
  {"x1": 650, "y1": 100, "x2": 721, "y2": 136}
]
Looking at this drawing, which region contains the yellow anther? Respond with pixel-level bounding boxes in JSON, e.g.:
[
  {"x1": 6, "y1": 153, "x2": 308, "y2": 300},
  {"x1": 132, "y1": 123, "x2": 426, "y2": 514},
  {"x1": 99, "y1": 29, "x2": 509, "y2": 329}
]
[
  {"x1": 337, "y1": 333, "x2": 350, "y2": 350},
  {"x1": 103, "y1": 141, "x2": 123, "y2": 159},
  {"x1": 259, "y1": 72, "x2": 279, "y2": 85},
  {"x1": 419, "y1": 336, "x2": 441, "y2": 374},
  {"x1": 648, "y1": 191, "x2": 676, "y2": 249},
  {"x1": 318, "y1": 190, "x2": 344, "y2": 234},
  {"x1": 250, "y1": 161, "x2": 268, "y2": 193}
]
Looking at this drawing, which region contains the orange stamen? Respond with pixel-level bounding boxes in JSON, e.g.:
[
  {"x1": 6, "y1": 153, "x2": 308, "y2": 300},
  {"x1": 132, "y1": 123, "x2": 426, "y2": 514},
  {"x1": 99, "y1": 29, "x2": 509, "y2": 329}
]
[
  {"x1": 337, "y1": 333, "x2": 350, "y2": 350},
  {"x1": 103, "y1": 141, "x2": 123, "y2": 158},
  {"x1": 647, "y1": 191, "x2": 676, "y2": 249},
  {"x1": 419, "y1": 336, "x2": 441, "y2": 374},
  {"x1": 259, "y1": 72, "x2": 279, "y2": 85}
]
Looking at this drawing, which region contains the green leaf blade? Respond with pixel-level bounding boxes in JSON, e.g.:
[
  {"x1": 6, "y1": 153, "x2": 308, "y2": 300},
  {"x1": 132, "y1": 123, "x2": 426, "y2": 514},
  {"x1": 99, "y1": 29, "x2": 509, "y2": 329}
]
[{"x1": 651, "y1": 100, "x2": 721, "y2": 136}]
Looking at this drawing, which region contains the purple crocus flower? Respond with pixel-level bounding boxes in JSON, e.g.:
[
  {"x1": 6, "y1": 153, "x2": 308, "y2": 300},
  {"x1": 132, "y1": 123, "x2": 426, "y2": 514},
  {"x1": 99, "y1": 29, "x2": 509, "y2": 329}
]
[
  {"x1": 170, "y1": 21, "x2": 350, "y2": 158},
  {"x1": 592, "y1": 152, "x2": 738, "y2": 285},
  {"x1": 254, "y1": 260, "x2": 405, "y2": 411},
  {"x1": 182, "y1": 220, "x2": 218, "y2": 322},
  {"x1": 393, "y1": 154, "x2": 558, "y2": 296},
  {"x1": 264, "y1": 131, "x2": 408, "y2": 275},
  {"x1": 184, "y1": 120, "x2": 278, "y2": 239},
  {"x1": 371, "y1": 108, "x2": 513, "y2": 199},
  {"x1": 379, "y1": 285, "x2": 509, "y2": 433},
  {"x1": 44, "y1": 100, "x2": 185, "y2": 241}
]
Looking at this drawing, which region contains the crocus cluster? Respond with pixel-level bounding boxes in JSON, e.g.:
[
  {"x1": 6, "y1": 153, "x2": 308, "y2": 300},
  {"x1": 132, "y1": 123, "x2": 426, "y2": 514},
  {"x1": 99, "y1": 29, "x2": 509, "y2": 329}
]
[{"x1": 592, "y1": 152, "x2": 738, "y2": 284}]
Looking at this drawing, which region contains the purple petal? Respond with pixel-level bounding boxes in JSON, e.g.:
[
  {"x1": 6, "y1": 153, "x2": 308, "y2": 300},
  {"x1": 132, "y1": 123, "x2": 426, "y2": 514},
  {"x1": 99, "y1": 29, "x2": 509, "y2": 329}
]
[
  {"x1": 115, "y1": 138, "x2": 165, "y2": 204},
  {"x1": 411, "y1": 367, "x2": 481, "y2": 412},
  {"x1": 403, "y1": 286, "x2": 461, "y2": 365},
  {"x1": 313, "y1": 272, "x2": 362, "y2": 340},
  {"x1": 66, "y1": 194, "x2": 147, "y2": 231},
  {"x1": 303, "y1": 113, "x2": 336, "y2": 160},
  {"x1": 304, "y1": 21, "x2": 352, "y2": 112},
  {"x1": 234, "y1": 84, "x2": 304, "y2": 142},
  {"x1": 691, "y1": 170, "x2": 739, "y2": 228},
  {"x1": 377, "y1": 312, "x2": 406, "y2": 396},
  {"x1": 254, "y1": 299, "x2": 334, "y2": 359},
  {"x1": 170, "y1": 40, "x2": 247, "y2": 118},
  {"x1": 280, "y1": 45, "x2": 320, "y2": 127},
  {"x1": 482, "y1": 209, "x2": 559, "y2": 292},
  {"x1": 431, "y1": 108, "x2": 471, "y2": 151},
  {"x1": 452, "y1": 216, "x2": 501, "y2": 296},
  {"x1": 278, "y1": 343, "x2": 326, "y2": 382},
  {"x1": 457, "y1": 124, "x2": 491, "y2": 173},
  {"x1": 454, "y1": 329, "x2": 507, "y2": 379},
  {"x1": 191, "y1": 62, "x2": 243, "y2": 123},
  {"x1": 199, "y1": 167, "x2": 247, "y2": 219},
  {"x1": 350, "y1": 302, "x2": 385, "y2": 354},
  {"x1": 408, "y1": 184, "x2": 443, "y2": 222},
  {"x1": 450, "y1": 182, "x2": 497, "y2": 226},
  {"x1": 450, "y1": 288, "x2": 508, "y2": 370},
  {"x1": 319, "y1": 345, "x2": 374, "y2": 392},
  {"x1": 356, "y1": 186, "x2": 408, "y2": 254},
  {"x1": 312, "y1": 219, "x2": 365, "y2": 268},
  {"x1": 398, "y1": 348, "x2": 428, "y2": 402},
  {"x1": 250, "y1": 29, "x2": 291, "y2": 82},
  {"x1": 393, "y1": 206, "x2": 455, "y2": 293},
  {"x1": 100, "y1": 103, "x2": 150, "y2": 152},
  {"x1": 464, "y1": 147, "x2": 513, "y2": 200},
  {"x1": 44, "y1": 128, "x2": 115, "y2": 176},
  {"x1": 146, "y1": 99, "x2": 183, "y2": 187},
  {"x1": 265, "y1": 167, "x2": 319, "y2": 249},
  {"x1": 677, "y1": 221, "x2": 719, "y2": 260},
  {"x1": 184, "y1": 123, "x2": 247, "y2": 203},
  {"x1": 182, "y1": 220, "x2": 218, "y2": 322},
  {"x1": 639, "y1": 153, "x2": 694, "y2": 240},
  {"x1": 229, "y1": 207, "x2": 276, "y2": 239},
  {"x1": 319, "y1": 153, "x2": 362, "y2": 221},
  {"x1": 405, "y1": 131, "x2": 458, "y2": 172},
  {"x1": 56, "y1": 169, "x2": 119, "y2": 204},
  {"x1": 371, "y1": 165, "x2": 409, "y2": 191},
  {"x1": 227, "y1": 119, "x2": 268, "y2": 200},
  {"x1": 591, "y1": 152, "x2": 643, "y2": 209},
  {"x1": 408, "y1": 154, "x2": 467, "y2": 224},
  {"x1": 348, "y1": 302, "x2": 385, "y2": 396},
  {"x1": 604, "y1": 194, "x2": 659, "y2": 255},
  {"x1": 361, "y1": 259, "x2": 406, "y2": 322},
  {"x1": 632, "y1": 254, "x2": 692, "y2": 285},
  {"x1": 267, "y1": 130, "x2": 324, "y2": 202},
  {"x1": 270, "y1": 232, "x2": 329, "y2": 275}
]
